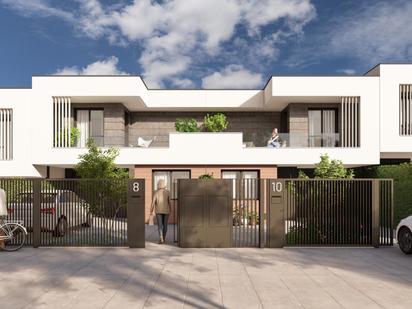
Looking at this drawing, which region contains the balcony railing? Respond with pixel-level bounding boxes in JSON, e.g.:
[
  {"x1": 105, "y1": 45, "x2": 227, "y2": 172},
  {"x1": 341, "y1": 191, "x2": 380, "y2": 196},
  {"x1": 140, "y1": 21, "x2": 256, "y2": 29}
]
[
  {"x1": 243, "y1": 133, "x2": 341, "y2": 148},
  {"x1": 56, "y1": 132, "x2": 343, "y2": 149}
]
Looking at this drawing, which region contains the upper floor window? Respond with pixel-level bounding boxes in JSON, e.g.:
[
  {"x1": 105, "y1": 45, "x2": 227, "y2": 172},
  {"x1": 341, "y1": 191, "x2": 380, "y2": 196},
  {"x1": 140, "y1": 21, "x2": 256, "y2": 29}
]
[
  {"x1": 400, "y1": 85, "x2": 412, "y2": 135},
  {"x1": 75, "y1": 109, "x2": 104, "y2": 147},
  {"x1": 0, "y1": 108, "x2": 12, "y2": 160},
  {"x1": 308, "y1": 109, "x2": 338, "y2": 147}
]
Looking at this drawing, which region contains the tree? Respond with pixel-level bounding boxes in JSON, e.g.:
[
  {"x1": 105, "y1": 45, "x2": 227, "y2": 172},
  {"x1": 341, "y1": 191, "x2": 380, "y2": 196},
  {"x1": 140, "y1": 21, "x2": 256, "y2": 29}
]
[
  {"x1": 74, "y1": 140, "x2": 128, "y2": 243},
  {"x1": 75, "y1": 140, "x2": 128, "y2": 179}
]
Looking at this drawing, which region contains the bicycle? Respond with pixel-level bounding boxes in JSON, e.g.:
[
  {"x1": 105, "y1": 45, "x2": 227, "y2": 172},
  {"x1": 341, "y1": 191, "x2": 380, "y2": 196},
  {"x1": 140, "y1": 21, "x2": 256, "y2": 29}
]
[{"x1": 0, "y1": 219, "x2": 27, "y2": 252}]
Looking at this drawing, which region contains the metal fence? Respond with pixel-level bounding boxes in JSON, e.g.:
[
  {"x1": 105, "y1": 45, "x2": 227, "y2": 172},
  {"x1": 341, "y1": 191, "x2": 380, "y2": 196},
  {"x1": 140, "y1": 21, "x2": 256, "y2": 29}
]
[
  {"x1": 1, "y1": 177, "x2": 394, "y2": 248},
  {"x1": 232, "y1": 178, "x2": 264, "y2": 247},
  {"x1": 379, "y1": 179, "x2": 394, "y2": 246},
  {"x1": 170, "y1": 178, "x2": 393, "y2": 248},
  {"x1": 0, "y1": 178, "x2": 35, "y2": 246},
  {"x1": 283, "y1": 179, "x2": 393, "y2": 246},
  {"x1": 1, "y1": 178, "x2": 129, "y2": 247}
]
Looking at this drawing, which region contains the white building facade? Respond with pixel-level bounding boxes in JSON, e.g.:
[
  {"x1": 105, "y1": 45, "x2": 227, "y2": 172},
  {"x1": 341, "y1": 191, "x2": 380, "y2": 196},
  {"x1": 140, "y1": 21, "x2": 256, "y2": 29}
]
[{"x1": 0, "y1": 64, "x2": 411, "y2": 184}]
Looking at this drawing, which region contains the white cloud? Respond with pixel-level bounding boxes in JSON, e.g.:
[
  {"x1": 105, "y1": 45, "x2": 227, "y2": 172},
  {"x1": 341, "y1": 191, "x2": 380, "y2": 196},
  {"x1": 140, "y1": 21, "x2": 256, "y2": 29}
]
[
  {"x1": 337, "y1": 69, "x2": 356, "y2": 75},
  {"x1": 110, "y1": 0, "x2": 164, "y2": 41},
  {"x1": 0, "y1": 0, "x2": 74, "y2": 21},
  {"x1": 290, "y1": 0, "x2": 412, "y2": 67},
  {"x1": 55, "y1": 56, "x2": 127, "y2": 75},
  {"x1": 240, "y1": 0, "x2": 315, "y2": 34},
  {"x1": 2, "y1": 0, "x2": 317, "y2": 87},
  {"x1": 201, "y1": 65, "x2": 263, "y2": 89},
  {"x1": 327, "y1": 1, "x2": 412, "y2": 63}
]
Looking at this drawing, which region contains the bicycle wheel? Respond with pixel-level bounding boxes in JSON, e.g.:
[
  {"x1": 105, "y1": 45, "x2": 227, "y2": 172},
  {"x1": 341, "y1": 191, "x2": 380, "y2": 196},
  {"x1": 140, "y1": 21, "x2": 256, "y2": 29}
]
[{"x1": 1, "y1": 223, "x2": 27, "y2": 252}]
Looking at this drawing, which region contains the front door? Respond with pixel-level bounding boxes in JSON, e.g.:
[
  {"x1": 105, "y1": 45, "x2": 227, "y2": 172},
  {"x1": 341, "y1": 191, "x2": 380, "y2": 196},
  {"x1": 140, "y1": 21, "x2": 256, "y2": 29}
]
[{"x1": 178, "y1": 179, "x2": 232, "y2": 248}]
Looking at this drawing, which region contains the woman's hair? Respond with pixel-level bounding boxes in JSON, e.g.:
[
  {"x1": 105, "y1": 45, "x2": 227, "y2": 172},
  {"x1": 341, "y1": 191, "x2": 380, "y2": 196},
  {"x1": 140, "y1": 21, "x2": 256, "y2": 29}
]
[{"x1": 157, "y1": 179, "x2": 167, "y2": 189}]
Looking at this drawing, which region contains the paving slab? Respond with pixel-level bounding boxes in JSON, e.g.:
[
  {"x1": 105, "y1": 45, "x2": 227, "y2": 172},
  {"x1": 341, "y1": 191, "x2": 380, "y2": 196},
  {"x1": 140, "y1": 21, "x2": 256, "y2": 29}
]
[{"x1": 0, "y1": 246, "x2": 411, "y2": 309}]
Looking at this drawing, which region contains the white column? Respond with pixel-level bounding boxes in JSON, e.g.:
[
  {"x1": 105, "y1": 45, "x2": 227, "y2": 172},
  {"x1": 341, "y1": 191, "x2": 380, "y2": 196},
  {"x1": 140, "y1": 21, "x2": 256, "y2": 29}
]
[
  {"x1": 0, "y1": 109, "x2": 3, "y2": 159},
  {"x1": 400, "y1": 85, "x2": 403, "y2": 135},
  {"x1": 68, "y1": 97, "x2": 71, "y2": 147}
]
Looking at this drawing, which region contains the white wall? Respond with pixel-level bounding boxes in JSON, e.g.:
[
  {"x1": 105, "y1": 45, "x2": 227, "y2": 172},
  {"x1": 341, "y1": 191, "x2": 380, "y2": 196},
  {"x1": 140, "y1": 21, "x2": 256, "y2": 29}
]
[
  {"x1": 379, "y1": 65, "x2": 412, "y2": 154},
  {"x1": 0, "y1": 89, "x2": 43, "y2": 177}
]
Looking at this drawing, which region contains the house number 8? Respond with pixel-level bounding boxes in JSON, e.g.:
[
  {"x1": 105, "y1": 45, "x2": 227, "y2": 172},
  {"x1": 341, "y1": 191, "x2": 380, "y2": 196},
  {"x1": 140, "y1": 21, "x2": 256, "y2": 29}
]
[
  {"x1": 133, "y1": 182, "x2": 140, "y2": 192},
  {"x1": 272, "y1": 181, "x2": 283, "y2": 193}
]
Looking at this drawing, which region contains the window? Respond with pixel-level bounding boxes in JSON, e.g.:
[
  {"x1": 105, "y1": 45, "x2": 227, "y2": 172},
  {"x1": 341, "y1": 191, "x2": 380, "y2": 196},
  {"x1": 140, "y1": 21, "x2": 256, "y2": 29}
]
[
  {"x1": 76, "y1": 109, "x2": 104, "y2": 147},
  {"x1": 400, "y1": 85, "x2": 412, "y2": 135},
  {"x1": 308, "y1": 109, "x2": 337, "y2": 147},
  {"x1": 0, "y1": 108, "x2": 12, "y2": 160},
  {"x1": 221, "y1": 170, "x2": 259, "y2": 199},
  {"x1": 153, "y1": 170, "x2": 191, "y2": 199}
]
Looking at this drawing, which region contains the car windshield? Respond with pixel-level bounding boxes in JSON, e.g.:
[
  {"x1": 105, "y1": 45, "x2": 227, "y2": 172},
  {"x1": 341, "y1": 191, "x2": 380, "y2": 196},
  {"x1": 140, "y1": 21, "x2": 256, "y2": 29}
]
[{"x1": 17, "y1": 193, "x2": 57, "y2": 203}]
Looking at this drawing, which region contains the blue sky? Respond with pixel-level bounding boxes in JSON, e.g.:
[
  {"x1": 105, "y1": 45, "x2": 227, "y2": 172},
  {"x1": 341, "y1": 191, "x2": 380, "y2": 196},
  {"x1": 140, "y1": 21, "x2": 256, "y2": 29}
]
[{"x1": 0, "y1": 0, "x2": 411, "y2": 89}]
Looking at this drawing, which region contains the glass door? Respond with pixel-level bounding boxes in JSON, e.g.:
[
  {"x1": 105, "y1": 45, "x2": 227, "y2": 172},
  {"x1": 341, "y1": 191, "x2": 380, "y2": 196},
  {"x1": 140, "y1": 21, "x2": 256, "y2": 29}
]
[
  {"x1": 76, "y1": 110, "x2": 89, "y2": 148},
  {"x1": 308, "y1": 110, "x2": 322, "y2": 147},
  {"x1": 76, "y1": 109, "x2": 104, "y2": 147},
  {"x1": 308, "y1": 109, "x2": 336, "y2": 147}
]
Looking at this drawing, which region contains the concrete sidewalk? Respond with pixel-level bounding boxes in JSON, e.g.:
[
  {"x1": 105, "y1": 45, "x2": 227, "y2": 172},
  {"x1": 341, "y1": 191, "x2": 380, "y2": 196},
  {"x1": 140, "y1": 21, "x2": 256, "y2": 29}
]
[{"x1": 0, "y1": 245, "x2": 411, "y2": 309}]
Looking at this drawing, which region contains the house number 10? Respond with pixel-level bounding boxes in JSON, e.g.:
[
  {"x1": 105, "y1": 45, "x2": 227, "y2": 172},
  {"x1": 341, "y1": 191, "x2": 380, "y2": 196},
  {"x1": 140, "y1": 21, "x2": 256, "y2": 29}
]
[{"x1": 272, "y1": 181, "x2": 283, "y2": 193}]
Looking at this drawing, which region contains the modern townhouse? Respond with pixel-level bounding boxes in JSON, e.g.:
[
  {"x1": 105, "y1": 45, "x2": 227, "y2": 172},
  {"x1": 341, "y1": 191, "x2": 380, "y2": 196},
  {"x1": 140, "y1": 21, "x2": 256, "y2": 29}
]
[{"x1": 1, "y1": 63, "x2": 412, "y2": 217}]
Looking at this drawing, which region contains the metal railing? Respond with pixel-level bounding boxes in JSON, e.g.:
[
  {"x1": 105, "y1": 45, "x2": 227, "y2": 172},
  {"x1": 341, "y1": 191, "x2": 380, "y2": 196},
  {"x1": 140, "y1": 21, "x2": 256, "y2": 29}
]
[{"x1": 243, "y1": 133, "x2": 341, "y2": 148}]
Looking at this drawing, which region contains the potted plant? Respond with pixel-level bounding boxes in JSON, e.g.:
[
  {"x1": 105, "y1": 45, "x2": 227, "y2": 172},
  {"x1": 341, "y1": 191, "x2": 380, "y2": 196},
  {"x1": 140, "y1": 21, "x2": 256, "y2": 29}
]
[
  {"x1": 175, "y1": 118, "x2": 200, "y2": 132},
  {"x1": 249, "y1": 212, "x2": 259, "y2": 226},
  {"x1": 198, "y1": 173, "x2": 213, "y2": 179},
  {"x1": 204, "y1": 113, "x2": 228, "y2": 132}
]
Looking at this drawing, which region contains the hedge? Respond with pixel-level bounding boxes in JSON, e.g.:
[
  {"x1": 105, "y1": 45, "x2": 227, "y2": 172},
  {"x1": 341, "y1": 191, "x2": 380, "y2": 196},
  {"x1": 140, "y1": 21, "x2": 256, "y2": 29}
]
[{"x1": 356, "y1": 163, "x2": 412, "y2": 226}]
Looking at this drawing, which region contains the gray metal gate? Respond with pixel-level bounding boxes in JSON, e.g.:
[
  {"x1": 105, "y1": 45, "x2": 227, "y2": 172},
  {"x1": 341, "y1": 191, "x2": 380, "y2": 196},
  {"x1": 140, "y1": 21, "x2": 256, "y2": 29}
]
[{"x1": 178, "y1": 179, "x2": 232, "y2": 248}]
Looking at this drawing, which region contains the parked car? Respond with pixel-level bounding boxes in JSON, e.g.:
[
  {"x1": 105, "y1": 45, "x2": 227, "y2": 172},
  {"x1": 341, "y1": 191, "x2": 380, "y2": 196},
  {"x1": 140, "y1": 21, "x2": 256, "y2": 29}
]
[
  {"x1": 7, "y1": 190, "x2": 92, "y2": 237},
  {"x1": 396, "y1": 215, "x2": 412, "y2": 254}
]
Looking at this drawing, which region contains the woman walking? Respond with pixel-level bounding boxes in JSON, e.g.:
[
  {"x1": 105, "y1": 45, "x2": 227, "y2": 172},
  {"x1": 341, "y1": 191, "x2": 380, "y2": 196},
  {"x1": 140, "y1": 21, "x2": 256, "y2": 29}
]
[{"x1": 150, "y1": 179, "x2": 171, "y2": 244}]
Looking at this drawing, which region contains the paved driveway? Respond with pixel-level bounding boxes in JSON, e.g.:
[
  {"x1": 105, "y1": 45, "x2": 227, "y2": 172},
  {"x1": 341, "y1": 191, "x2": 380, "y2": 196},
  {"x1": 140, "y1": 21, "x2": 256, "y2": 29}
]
[{"x1": 0, "y1": 245, "x2": 411, "y2": 309}]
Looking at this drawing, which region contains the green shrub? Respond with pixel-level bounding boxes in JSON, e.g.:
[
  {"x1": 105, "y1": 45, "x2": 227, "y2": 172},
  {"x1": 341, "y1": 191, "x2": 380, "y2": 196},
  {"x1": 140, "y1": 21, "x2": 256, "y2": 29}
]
[
  {"x1": 356, "y1": 163, "x2": 412, "y2": 226},
  {"x1": 175, "y1": 118, "x2": 200, "y2": 132},
  {"x1": 299, "y1": 154, "x2": 354, "y2": 179},
  {"x1": 70, "y1": 127, "x2": 80, "y2": 146},
  {"x1": 54, "y1": 127, "x2": 81, "y2": 147},
  {"x1": 204, "y1": 113, "x2": 228, "y2": 132}
]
